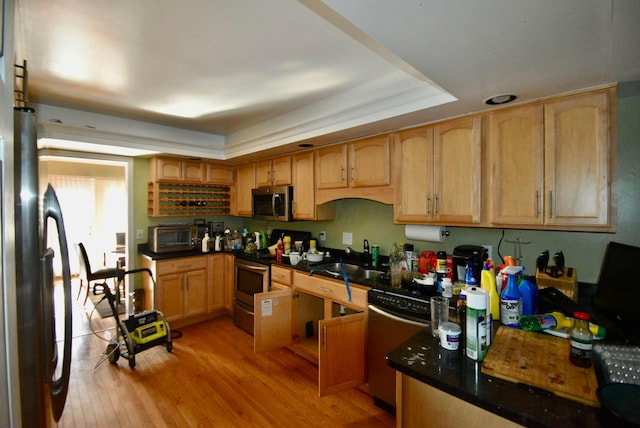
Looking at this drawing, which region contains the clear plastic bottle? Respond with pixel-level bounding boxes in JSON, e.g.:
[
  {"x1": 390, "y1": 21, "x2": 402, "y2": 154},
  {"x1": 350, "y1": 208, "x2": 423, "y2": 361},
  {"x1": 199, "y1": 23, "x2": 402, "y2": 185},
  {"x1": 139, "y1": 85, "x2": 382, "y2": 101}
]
[{"x1": 569, "y1": 311, "x2": 593, "y2": 367}]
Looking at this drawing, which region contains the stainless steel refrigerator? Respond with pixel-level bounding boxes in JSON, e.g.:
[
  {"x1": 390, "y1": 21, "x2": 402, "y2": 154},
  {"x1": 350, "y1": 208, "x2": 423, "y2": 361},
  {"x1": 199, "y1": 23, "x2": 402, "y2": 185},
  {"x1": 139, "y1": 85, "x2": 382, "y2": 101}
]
[{"x1": 6, "y1": 106, "x2": 73, "y2": 426}]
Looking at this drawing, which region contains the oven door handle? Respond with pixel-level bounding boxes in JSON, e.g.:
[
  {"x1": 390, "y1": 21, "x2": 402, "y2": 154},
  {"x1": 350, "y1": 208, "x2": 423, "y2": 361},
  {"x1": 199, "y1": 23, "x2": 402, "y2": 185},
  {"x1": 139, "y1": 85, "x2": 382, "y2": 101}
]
[
  {"x1": 238, "y1": 263, "x2": 269, "y2": 272},
  {"x1": 368, "y1": 304, "x2": 430, "y2": 328}
]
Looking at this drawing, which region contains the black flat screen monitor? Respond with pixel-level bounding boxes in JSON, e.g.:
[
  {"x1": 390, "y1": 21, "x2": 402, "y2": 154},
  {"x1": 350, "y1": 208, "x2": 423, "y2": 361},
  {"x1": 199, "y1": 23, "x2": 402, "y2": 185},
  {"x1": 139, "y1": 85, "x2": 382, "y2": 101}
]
[{"x1": 592, "y1": 241, "x2": 640, "y2": 343}]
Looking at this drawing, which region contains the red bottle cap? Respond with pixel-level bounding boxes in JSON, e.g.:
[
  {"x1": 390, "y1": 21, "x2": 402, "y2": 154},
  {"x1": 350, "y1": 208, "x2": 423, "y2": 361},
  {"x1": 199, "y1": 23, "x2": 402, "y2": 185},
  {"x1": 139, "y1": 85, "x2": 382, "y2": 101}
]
[{"x1": 573, "y1": 311, "x2": 590, "y2": 321}]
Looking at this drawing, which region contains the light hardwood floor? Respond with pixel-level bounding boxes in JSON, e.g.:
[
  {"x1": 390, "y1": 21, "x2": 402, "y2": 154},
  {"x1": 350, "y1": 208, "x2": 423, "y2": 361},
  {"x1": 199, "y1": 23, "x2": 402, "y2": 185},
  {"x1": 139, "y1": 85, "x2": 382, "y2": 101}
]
[{"x1": 58, "y1": 280, "x2": 395, "y2": 427}]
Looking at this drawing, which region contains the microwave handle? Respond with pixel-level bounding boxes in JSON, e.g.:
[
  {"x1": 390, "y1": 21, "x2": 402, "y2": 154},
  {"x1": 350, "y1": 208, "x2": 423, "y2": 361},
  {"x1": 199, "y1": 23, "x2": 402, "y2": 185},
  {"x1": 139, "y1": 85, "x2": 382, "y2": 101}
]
[{"x1": 272, "y1": 193, "x2": 281, "y2": 218}]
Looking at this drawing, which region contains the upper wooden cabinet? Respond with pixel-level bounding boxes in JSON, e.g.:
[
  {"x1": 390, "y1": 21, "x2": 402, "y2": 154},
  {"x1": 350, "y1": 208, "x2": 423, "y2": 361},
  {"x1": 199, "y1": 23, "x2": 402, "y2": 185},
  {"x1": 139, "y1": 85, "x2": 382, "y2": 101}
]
[
  {"x1": 316, "y1": 136, "x2": 390, "y2": 189},
  {"x1": 544, "y1": 90, "x2": 611, "y2": 227},
  {"x1": 205, "y1": 163, "x2": 234, "y2": 185},
  {"x1": 256, "y1": 155, "x2": 291, "y2": 187},
  {"x1": 150, "y1": 157, "x2": 235, "y2": 185},
  {"x1": 488, "y1": 104, "x2": 545, "y2": 225},
  {"x1": 315, "y1": 135, "x2": 393, "y2": 204},
  {"x1": 151, "y1": 157, "x2": 205, "y2": 183},
  {"x1": 235, "y1": 162, "x2": 256, "y2": 217},
  {"x1": 291, "y1": 151, "x2": 335, "y2": 221},
  {"x1": 489, "y1": 88, "x2": 612, "y2": 229},
  {"x1": 394, "y1": 116, "x2": 482, "y2": 224}
]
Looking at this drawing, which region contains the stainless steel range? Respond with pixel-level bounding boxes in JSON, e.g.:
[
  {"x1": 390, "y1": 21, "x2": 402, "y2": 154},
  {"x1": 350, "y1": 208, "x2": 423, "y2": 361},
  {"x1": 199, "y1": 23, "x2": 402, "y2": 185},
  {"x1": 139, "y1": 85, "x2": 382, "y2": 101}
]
[
  {"x1": 367, "y1": 284, "x2": 435, "y2": 413},
  {"x1": 233, "y1": 229, "x2": 312, "y2": 335}
]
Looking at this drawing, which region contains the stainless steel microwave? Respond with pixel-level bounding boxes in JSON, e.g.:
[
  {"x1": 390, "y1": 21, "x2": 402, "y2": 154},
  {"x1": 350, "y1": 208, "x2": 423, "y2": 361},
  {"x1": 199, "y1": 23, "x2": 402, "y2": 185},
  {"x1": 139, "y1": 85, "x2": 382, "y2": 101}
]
[
  {"x1": 251, "y1": 186, "x2": 294, "y2": 221},
  {"x1": 148, "y1": 225, "x2": 196, "y2": 253}
]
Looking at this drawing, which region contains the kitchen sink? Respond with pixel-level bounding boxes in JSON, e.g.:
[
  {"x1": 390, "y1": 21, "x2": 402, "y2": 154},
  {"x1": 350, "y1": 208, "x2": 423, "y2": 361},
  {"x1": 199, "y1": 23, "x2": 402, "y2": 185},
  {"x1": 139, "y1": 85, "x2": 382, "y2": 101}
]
[
  {"x1": 312, "y1": 262, "x2": 361, "y2": 276},
  {"x1": 311, "y1": 263, "x2": 384, "y2": 281},
  {"x1": 360, "y1": 269, "x2": 384, "y2": 280}
]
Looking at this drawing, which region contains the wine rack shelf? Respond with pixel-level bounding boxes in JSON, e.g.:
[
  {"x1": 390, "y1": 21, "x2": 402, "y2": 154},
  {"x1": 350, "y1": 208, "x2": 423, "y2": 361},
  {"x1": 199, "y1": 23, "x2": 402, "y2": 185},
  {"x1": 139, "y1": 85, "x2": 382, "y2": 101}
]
[{"x1": 147, "y1": 182, "x2": 232, "y2": 217}]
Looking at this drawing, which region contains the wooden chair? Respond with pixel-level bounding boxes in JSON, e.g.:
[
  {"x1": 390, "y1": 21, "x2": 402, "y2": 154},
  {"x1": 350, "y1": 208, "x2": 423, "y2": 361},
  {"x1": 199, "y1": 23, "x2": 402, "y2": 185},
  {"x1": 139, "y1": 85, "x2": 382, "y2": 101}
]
[{"x1": 74, "y1": 242, "x2": 124, "y2": 305}]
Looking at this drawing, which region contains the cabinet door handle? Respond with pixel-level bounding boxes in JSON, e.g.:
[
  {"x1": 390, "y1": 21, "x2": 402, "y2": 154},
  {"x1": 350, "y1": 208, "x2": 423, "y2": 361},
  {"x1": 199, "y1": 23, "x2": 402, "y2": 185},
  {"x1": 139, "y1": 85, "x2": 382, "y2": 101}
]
[
  {"x1": 434, "y1": 195, "x2": 439, "y2": 216},
  {"x1": 350, "y1": 166, "x2": 355, "y2": 183},
  {"x1": 323, "y1": 325, "x2": 327, "y2": 350},
  {"x1": 535, "y1": 191, "x2": 540, "y2": 218},
  {"x1": 317, "y1": 287, "x2": 333, "y2": 294},
  {"x1": 548, "y1": 191, "x2": 553, "y2": 218},
  {"x1": 427, "y1": 196, "x2": 431, "y2": 215},
  {"x1": 340, "y1": 167, "x2": 345, "y2": 182}
]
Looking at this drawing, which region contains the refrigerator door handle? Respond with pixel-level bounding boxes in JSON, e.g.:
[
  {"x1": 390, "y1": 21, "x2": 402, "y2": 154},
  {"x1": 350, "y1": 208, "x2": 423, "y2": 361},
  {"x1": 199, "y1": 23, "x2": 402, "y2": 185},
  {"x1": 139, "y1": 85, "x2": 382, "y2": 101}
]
[{"x1": 42, "y1": 184, "x2": 72, "y2": 422}]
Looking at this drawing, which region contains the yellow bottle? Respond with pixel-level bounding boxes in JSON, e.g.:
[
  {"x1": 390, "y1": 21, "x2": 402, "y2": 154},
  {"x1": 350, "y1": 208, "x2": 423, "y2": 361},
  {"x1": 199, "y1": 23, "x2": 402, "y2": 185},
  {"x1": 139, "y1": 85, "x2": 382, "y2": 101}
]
[
  {"x1": 481, "y1": 262, "x2": 500, "y2": 322},
  {"x1": 550, "y1": 311, "x2": 607, "y2": 338},
  {"x1": 519, "y1": 311, "x2": 607, "y2": 339}
]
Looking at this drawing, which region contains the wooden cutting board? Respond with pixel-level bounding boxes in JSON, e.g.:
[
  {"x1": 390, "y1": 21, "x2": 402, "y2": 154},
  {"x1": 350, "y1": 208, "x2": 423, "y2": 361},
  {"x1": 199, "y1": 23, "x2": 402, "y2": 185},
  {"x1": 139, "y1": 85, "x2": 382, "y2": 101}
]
[{"x1": 481, "y1": 327, "x2": 599, "y2": 407}]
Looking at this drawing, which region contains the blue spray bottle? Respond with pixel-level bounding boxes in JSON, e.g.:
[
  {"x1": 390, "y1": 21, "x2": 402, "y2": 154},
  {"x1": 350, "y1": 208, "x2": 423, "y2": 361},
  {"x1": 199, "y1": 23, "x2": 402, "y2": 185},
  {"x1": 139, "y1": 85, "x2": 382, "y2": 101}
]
[{"x1": 500, "y1": 266, "x2": 523, "y2": 328}]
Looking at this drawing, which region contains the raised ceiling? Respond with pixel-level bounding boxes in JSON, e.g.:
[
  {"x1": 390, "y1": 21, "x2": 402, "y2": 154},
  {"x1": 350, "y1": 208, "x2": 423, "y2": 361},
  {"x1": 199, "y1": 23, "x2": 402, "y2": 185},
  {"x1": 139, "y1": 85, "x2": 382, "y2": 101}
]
[{"x1": 14, "y1": 0, "x2": 640, "y2": 160}]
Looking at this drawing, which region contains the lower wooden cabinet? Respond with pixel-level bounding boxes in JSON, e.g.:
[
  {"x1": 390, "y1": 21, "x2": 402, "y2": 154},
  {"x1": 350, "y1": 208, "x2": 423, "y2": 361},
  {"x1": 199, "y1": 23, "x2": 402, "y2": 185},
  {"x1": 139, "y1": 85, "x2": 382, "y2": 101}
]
[
  {"x1": 396, "y1": 373, "x2": 522, "y2": 428},
  {"x1": 255, "y1": 270, "x2": 367, "y2": 396},
  {"x1": 141, "y1": 254, "x2": 227, "y2": 328}
]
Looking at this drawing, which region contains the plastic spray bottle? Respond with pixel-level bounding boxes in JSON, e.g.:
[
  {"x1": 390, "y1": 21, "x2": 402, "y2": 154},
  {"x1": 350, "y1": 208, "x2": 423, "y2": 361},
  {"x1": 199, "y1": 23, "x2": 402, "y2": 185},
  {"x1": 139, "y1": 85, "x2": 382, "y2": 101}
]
[{"x1": 500, "y1": 266, "x2": 523, "y2": 328}]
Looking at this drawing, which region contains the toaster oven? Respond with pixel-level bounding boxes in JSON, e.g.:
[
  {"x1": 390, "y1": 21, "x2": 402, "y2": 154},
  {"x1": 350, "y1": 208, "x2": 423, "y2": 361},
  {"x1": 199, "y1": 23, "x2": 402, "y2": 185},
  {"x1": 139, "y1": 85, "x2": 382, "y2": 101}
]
[{"x1": 148, "y1": 225, "x2": 196, "y2": 253}]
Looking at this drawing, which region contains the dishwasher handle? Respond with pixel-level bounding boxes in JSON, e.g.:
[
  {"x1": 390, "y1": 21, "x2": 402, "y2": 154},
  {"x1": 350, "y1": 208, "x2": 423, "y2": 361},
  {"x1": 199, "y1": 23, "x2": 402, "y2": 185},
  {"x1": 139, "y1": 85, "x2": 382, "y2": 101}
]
[{"x1": 368, "y1": 304, "x2": 430, "y2": 328}]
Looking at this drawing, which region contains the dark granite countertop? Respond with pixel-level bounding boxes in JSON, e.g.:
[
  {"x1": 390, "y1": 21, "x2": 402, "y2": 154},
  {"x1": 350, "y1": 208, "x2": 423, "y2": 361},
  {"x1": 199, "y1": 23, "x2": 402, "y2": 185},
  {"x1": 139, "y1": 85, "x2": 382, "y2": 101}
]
[
  {"x1": 387, "y1": 328, "x2": 626, "y2": 428},
  {"x1": 138, "y1": 245, "x2": 383, "y2": 287}
]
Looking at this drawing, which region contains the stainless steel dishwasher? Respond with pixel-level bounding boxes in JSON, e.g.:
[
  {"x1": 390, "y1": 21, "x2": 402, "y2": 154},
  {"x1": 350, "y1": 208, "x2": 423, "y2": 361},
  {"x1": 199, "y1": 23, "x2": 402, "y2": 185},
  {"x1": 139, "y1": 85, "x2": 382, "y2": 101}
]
[{"x1": 367, "y1": 287, "x2": 432, "y2": 414}]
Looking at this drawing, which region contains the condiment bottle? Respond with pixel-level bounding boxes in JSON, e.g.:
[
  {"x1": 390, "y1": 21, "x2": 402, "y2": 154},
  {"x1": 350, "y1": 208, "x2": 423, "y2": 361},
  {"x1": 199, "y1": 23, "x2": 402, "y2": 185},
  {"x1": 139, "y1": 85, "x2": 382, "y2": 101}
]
[
  {"x1": 201, "y1": 232, "x2": 210, "y2": 252},
  {"x1": 442, "y1": 277, "x2": 453, "y2": 298},
  {"x1": 569, "y1": 311, "x2": 593, "y2": 367},
  {"x1": 276, "y1": 238, "x2": 283, "y2": 262},
  {"x1": 436, "y1": 251, "x2": 447, "y2": 292},
  {"x1": 284, "y1": 236, "x2": 291, "y2": 254},
  {"x1": 372, "y1": 245, "x2": 380, "y2": 268}
]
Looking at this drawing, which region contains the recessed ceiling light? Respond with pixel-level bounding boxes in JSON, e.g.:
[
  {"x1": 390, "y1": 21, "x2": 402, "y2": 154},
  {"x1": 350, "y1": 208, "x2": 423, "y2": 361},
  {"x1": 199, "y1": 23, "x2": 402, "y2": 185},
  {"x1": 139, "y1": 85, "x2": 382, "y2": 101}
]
[
  {"x1": 298, "y1": 143, "x2": 314, "y2": 148},
  {"x1": 484, "y1": 94, "x2": 517, "y2": 105}
]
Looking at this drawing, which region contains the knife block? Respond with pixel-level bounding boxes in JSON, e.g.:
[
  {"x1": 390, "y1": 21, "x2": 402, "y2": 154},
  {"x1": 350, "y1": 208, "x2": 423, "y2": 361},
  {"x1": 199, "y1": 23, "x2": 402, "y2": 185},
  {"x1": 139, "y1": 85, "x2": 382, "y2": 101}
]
[{"x1": 535, "y1": 267, "x2": 578, "y2": 301}]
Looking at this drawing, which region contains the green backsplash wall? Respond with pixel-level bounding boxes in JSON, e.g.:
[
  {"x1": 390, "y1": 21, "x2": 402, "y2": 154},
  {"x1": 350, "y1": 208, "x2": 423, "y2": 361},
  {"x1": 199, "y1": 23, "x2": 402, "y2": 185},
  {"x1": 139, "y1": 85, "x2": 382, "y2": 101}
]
[{"x1": 134, "y1": 82, "x2": 640, "y2": 284}]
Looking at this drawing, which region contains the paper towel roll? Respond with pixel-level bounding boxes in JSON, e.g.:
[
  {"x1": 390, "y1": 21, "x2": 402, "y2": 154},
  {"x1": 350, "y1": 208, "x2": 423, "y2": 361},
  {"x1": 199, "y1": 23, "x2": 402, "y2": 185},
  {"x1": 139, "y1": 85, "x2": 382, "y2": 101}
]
[{"x1": 404, "y1": 225, "x2": 449, "y2": 243}]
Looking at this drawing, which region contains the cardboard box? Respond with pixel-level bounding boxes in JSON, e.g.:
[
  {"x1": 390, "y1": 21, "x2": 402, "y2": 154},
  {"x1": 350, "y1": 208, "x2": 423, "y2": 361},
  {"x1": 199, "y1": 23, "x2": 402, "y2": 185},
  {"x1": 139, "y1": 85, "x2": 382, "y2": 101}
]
[{"x1": 535, "y1": 267, "x2": 578, "y2": 301}]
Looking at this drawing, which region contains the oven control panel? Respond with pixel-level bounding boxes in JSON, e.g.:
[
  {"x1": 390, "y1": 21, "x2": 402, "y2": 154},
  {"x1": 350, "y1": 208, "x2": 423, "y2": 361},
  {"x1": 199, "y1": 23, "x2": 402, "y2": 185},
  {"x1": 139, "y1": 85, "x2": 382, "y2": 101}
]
[{"x1": 368, "y1": 288, "x2": 430, "y2": 319}]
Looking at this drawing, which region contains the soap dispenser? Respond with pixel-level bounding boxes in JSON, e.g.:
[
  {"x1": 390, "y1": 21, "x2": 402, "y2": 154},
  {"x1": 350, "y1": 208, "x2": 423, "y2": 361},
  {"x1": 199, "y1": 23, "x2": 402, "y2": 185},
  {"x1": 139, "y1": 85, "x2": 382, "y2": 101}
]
[{"x1": 201, "y1": 231, "x2": 210, "y2": 252}]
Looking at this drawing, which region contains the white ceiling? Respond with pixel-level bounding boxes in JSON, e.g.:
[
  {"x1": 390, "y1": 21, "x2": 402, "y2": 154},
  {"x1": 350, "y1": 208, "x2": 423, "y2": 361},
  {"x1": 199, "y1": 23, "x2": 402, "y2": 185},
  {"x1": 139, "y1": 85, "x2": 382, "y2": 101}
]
[{"x1": 14, "y1": 0, "x2": 640, "y2": 160}]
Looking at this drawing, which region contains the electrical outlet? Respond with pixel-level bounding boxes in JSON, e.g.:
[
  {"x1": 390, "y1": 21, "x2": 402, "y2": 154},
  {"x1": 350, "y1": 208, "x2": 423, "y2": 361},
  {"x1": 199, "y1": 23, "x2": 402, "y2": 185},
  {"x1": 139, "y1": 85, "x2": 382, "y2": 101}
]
[
  {"x1": 482, "y1": 244, "x2": 493, "y2": 261},
  {"x1": 319, "y1": 231, "x2": 327, "y2": 241},
  {"x1": 342, "y1": 232, "x2": 353, "y2": 246},
  {"x1": 136, "y1": 229, "x2": 144, "y2": 240}
]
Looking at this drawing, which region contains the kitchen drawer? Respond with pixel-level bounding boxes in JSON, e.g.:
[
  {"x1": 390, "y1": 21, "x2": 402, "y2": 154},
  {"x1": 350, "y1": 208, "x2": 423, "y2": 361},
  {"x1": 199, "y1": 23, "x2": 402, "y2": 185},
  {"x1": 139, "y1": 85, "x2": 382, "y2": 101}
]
[
  {"x1": 271, "y1": 265, "x2": 292, "y2": 286},
  {"x1": 293, "y1": 271, "x2": 367, "y2": 310},
  {"x1": 157, "y1": 256, "x2": 209, "y2": 275}
]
